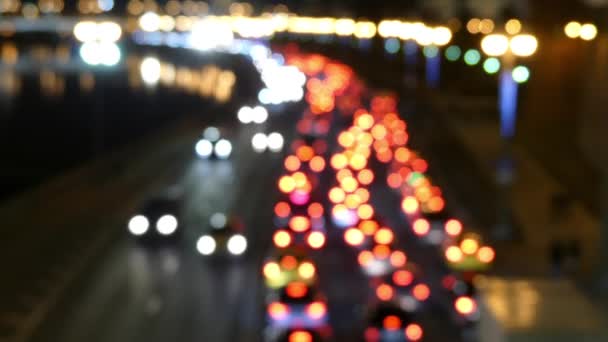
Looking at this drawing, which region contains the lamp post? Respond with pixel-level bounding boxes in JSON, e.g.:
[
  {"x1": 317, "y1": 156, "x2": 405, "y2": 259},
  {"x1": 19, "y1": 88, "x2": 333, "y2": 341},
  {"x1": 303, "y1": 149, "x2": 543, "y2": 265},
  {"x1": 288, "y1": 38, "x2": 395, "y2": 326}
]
[
  {"x1": 480, "y1": 32, "x2": 537, "y2": 240},
  {"x1": 481, "y1": 33, "x2": 537, "y2": 141}
]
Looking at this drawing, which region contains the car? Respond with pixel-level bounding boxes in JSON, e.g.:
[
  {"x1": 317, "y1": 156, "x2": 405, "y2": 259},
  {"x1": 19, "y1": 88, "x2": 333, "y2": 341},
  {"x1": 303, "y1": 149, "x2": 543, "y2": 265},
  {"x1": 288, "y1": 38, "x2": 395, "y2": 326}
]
[
  {"x1": 263, "y1": 249, "x2": 317, "y2": 289},
  {"x1": 443, "y1": 233, "x2": 495, "y2": 272},
  {"x1": 195, "y1": 213, "x2": 248, "y2": 257},
  {"x1": 408, "y1": 210, "x2": 463, "y2": 246},
  {"x1": 127, "y1": 192, "x2": 182, "y2": 241},
  {"x1": 266, "y1": 283, "x2": 329, "y2": 330},
  {"x1": 343, "y1": 218, "x2": 395, "y2": 251},
  {"x1": 195, "y1": 126, "x2": 232, "y2": 159},
  {"x1": 357, "y1": 243, "x2": 408, "y2": 277},
  {"x1": 369, "y1": 264, "x2": 431, "y2": 313},
  {"x1": 363, "y1": 303, "x2": 424, "y2": 341}
]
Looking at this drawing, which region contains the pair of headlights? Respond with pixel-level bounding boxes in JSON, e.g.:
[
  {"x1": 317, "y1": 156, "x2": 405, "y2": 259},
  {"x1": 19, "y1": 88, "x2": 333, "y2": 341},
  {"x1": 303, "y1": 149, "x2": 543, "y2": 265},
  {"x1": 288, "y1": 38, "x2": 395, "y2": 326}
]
[
  {"x1": 196, "y1": 234, "x2": 248, "y2": 256},
  {"x1": 128, "y1": 214, "x2": 178, "y2": 236}
]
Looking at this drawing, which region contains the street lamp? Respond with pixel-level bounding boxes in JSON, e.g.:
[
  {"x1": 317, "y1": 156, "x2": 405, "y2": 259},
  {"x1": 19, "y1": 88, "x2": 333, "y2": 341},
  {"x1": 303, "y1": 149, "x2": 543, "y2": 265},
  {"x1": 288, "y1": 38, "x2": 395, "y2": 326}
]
[
  {"x1": 480, "y1": 33, "x2": 537, "y2": 139},
  {"x1": 420, "y1": 26, "x2": 452, "y2": 88},
  {"x1": 481, "y1": 32, "x2": 537, "y2": 240}
]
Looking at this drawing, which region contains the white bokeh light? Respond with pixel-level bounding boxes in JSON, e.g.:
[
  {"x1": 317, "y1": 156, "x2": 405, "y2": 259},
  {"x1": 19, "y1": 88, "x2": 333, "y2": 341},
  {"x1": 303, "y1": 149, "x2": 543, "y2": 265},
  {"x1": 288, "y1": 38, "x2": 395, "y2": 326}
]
[
  {"x1": 128, "y1": 215, "x2": 149, "y2": 236},
  {"x1": 195, "y1": 139, "x2": 213, "y2": 158},
  {"x1": 156, "y1": 215, "x2": 178, "y2": 235},
  {"x1": 196, "y1": 235, "x2": 216, "y2": 255},
  {"x1": 227, "y1": 234, "x2": 247, "y2": 255},
  {"x1": 214, "y1": 139, "x2": 232, "y2": 159}
]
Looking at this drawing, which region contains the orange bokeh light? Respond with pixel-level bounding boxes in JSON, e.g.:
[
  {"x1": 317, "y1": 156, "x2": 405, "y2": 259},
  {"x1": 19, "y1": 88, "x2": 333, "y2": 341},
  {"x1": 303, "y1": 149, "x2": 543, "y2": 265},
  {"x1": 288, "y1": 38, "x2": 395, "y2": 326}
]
[
  {"x1": 376, "y1": 284, "x2": 394, "y2": 302},
  {"x1": 284, "y1": 155, "x2": 301, "y2": 172}
]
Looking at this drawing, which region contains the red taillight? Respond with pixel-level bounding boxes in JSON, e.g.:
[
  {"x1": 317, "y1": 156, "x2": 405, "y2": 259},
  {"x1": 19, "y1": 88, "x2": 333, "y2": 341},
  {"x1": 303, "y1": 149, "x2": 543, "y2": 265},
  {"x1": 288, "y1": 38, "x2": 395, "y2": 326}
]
[
  {"x1": 364, "y1": 327, "x2": 380, "y2": 341},
  {"x1": 412, "y1": 284, "x2": 430, "y2": 301},
  {"x1": 268, "y1": 302, "x2": 289, "y2": 320},
  {"x1": 274, "y1": 201, "x2": 291, "y2": 218},
  {"x1": 376, "y1": 284, "x2": 394, "y2": 301},
  {"x1": 393, "y1": 270, "x2": 414, "y2": 287},
  {"x1": 390, "y1": 251, "x2": 407, "y2": 268},
  {"x1": 281, "y1": 255, "x2": 298, "y2": 270},
  {"x1": 286, "y1": 282, "x2": 308, "y2": 298},
  {"x1": 455, "y1": 296, "x2": 477, "y2": 315},
  {"x1": 306, "y1": 302, "x2": 327, "y2": 319},
  {"x1": 382, "y1": 315, "x2": 401, "y2": 330},
  {"x1": 405, "y1": 323, "x2": 423, "y2": 341},
  {"x1": 288, "y1": 330, "x2": 313, "y2": 342}
]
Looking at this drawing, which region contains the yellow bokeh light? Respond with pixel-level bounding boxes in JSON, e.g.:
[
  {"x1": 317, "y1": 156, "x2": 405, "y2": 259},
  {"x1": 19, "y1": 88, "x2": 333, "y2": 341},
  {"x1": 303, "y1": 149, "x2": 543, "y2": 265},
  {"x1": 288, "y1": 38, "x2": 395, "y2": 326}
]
[
  {"x1": 564, "y1": 21, "x2": 581, "y2": 39},
  {"x1": 505, "y1": 19, "x2": 522, "y2": 35}
]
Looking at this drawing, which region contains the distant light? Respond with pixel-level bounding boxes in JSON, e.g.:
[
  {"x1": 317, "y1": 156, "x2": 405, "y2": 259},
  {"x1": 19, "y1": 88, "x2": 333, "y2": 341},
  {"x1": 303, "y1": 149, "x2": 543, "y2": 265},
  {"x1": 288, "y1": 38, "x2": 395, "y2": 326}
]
[
  {"x1": 203, "y1": 127, "x2": 220, "y2": 142},
  {"x1": 512, "y1": 65, "x2": 530, "y2": 83},
  {"x1": 405, "y1": 323, "x2": 423, "y2": 341},
  {"x1": 580, "y1": 23, "x2": 598, "y2": 41},
  {"x1": 432, "y1": 26, "x2": 452, "y2": 46},
  {"x1": 483, "y1": 58, "x2": 501, "y2": 74},
  {"x1": 564, "y1": 21, "x2": 582, "y2": 39},
  {"x1": 227, "y1": 234, "x2": 247, "y2": 255},
  {"x1": 445, "y1": 45, "x2": 461, "y2": 61},
  {"x1": 505, "y1": 19, "x2": 522, "y2": 35},
  {"x1": 466, "y1": 18, "x2": 481, "y2": 34},
  {"x1": 209, "y1": 212, "x2": 227, "y2": 229},
  {"x1": 128, "y1": 215, "x2": 149, "y2": 235},
  {"x1": 139, "y1": 12, "x2": 161, "y2": 32},
  {"x1": 481, "y1": 34, "x2": 509, "y2": 57},
  {"x1": 510, "y1": 34, "x2": 538, "y2": 57},
  {"x1": 156, "y1": 214, "x2": 178, "y2": 235},
  {"x1": 98, "y1": 0, "x2": 114, "y2": 11},
  {"x1": 97, "y1": 21, "x2": 122, "y2": 43},
  {"x1": 74, "y1": 21, "x2": 97, "y2": 42},
  {"x1": 196, "y1": 235, "x2": 216, "y2": 255},
  {"x1": 195, "y1": 139, "x2": 213, "y2": 158},
  {"x1": 214, "y1": 139, "x2": 232, "y2": 159},
  {"x1": 479, "y1": 19, "x2": 494, "y2": 34},
  {"x1": 463, "y1": 49, "x2": 481, "y2": 66},
  {"x1": 384, "y1": 38, "x2": 400, "y2": 54},
  {"x1": 251, "y1": 133, "x2": 268, "y2": 152},
  {"x1": 140, "y1": 57, "x2": 161, "y2": 85},
  {"x1": 80, "y1": 42, "x2": 121, "y2": 66},
  {"x1": 267, "y1": 132, "x2": 284, "y2": 152},
  {"x1": 423, "y1": 45, "x2": 439, "y2": 58}
]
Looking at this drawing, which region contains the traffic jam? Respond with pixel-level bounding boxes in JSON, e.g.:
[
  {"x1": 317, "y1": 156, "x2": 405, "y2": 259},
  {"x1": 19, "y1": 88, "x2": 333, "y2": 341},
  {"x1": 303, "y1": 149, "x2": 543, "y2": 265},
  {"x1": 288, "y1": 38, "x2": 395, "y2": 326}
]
[
  {"x1": 124, "y1": 38, "x2": 496, "y2": 340},
  {"x1": 261, "y1": 47, "x2": 495, "y2": 341}
]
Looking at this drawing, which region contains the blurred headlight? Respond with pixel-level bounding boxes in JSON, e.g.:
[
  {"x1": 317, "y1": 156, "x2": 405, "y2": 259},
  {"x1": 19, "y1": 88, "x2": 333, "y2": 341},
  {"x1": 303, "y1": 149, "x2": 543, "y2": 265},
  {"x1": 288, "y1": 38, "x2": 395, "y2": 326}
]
[
  {"x1": 267, "y1": 132, "x2": 284, "y2": 152},
  {"x1": 251, "y1": 133, "x2": 268, "y2": 153},
  {"x1": 195, "y1": 139, "x2": 213, "y2": 158},
  {"x1": 156, "y1": 214, "x2": 178, "y2": 235},
  {"x1": 196, "y1": 235, "x2": 216, "y2": 255},
  {"x1": 227, "y1": 234, "x2": 247, "y2": 255},
  {"x1": 128, "y1": 215, "x2": 149, "y2": 235},
  {"x1": 214, "y1": 139, "x2": 232, "y2": 159}
]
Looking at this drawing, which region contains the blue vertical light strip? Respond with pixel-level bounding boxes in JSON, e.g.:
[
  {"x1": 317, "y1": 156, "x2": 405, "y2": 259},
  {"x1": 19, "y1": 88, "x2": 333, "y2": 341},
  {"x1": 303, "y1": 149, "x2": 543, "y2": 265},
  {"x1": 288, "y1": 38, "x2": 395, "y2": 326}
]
[
  {"x1": 404, "y1": 41, "x2": 418, "y2": 66},
  {"x1": 426, "y1": 54, "x2": 440, "y2": 88},
  {"x1": 358, "y1": 38, "x2": 372, "y2": 51},
  {"x1": 499, "y1": 69, "x2": 519, "y2": 138}
]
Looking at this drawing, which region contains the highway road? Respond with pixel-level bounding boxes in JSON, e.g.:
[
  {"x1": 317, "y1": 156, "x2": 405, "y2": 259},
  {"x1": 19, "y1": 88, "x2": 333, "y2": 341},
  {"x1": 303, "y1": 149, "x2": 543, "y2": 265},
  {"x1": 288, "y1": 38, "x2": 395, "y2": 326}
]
[{"x1": 3, "y1": 43, "x2": 474, "y2": 342}]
